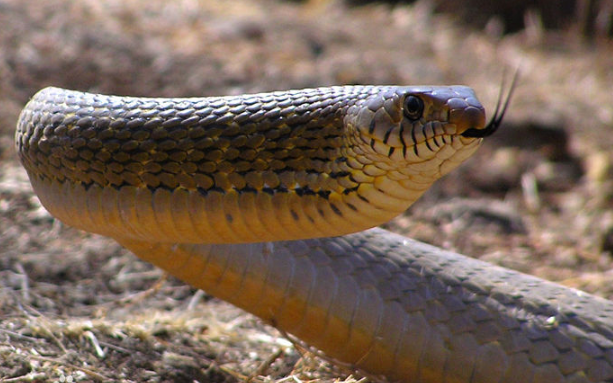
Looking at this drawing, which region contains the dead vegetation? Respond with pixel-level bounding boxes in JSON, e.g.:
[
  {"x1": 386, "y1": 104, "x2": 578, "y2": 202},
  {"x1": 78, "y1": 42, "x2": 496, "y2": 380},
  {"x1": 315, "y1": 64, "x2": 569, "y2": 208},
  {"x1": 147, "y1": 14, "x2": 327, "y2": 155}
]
[{"x1": 1, "y1": 0, "x2": 613, "y2": 381}]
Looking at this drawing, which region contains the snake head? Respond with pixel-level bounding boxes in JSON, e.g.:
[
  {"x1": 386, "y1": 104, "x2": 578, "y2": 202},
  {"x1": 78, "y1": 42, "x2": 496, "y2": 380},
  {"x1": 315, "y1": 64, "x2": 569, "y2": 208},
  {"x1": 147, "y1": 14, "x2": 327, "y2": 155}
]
[{"x1": 346, "y1": 85, "x2": 489, "y2": 179}]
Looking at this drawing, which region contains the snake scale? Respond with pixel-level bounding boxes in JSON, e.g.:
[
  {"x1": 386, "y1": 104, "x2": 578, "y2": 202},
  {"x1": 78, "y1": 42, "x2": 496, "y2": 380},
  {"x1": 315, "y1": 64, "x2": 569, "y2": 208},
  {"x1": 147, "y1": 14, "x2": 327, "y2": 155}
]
[{"x1": 15, "y1": 85, "x2": 613, "y2": 382}]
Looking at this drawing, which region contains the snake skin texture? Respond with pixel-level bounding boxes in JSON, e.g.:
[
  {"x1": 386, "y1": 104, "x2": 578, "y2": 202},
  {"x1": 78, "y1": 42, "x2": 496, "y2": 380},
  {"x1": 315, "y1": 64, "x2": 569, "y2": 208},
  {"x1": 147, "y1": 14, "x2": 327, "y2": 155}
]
[{"x1": 15, "y1": 86, "x2": 613, "y2": 382}]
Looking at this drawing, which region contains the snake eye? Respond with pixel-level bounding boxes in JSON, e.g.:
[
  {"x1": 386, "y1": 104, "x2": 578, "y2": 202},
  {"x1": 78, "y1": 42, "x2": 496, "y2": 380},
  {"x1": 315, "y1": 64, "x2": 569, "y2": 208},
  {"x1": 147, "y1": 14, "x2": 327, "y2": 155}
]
[{"x1": 403, "y1": 95, "x2": 424, "y2": 121}]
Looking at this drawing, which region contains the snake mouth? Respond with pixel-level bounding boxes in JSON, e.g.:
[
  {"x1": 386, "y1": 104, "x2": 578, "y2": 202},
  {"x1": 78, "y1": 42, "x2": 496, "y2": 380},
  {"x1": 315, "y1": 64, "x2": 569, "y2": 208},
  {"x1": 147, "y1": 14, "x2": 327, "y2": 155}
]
[{"x1": 462, "y1": 70, "x2": 518, "y2": 138}]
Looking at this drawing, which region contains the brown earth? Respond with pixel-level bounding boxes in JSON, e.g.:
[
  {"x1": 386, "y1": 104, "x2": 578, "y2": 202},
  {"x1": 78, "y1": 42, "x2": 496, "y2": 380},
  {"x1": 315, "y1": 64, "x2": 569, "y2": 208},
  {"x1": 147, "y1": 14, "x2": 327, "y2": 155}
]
[{"x1": 1, "y1": 0, "x2": 613, "y2": 382}]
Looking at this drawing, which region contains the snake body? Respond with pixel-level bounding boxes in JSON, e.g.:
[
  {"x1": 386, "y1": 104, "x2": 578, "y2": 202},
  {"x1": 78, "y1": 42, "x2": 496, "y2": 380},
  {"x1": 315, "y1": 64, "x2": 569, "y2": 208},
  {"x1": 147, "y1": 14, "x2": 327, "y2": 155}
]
[{"x1": 15, "y1": 86, "x2": 613, "y2": 382}]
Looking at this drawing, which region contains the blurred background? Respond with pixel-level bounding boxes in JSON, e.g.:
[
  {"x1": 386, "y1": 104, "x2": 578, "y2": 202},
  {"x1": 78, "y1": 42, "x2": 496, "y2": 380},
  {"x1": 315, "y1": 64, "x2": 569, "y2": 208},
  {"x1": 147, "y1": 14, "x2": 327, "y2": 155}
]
[{"x1": 0, "y1": 0, "x2": 612, "y2": 381}]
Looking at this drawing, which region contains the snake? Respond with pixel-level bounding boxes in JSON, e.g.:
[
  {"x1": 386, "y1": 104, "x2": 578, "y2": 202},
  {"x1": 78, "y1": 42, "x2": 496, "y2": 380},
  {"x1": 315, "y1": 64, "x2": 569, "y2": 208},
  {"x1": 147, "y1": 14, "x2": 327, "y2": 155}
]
[{"x1": 14, "y1": 84, "x2": 613, "y2": 383}]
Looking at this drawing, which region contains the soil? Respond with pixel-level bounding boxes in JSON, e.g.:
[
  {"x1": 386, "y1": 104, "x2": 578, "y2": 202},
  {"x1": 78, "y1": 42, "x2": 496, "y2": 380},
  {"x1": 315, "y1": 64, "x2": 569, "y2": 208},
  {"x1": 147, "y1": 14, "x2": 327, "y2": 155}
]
[{"x1": 1, "y1": 0, "x2": 613, "y2": 382}]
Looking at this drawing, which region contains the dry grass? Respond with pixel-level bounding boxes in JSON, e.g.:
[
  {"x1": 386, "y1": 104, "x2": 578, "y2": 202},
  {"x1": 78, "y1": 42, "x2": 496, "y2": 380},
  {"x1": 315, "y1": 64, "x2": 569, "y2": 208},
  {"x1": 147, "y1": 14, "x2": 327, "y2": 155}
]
[{"x1": 1, "y1": 0, "x2": 613, "y2": 381}]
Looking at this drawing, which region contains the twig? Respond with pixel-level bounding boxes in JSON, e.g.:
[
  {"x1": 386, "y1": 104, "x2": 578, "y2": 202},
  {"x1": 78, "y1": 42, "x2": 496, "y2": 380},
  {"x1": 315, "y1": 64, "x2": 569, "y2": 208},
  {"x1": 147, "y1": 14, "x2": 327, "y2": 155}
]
[
  {"x1": 0, "y1": 372, "x2": 47, "y2": 382},
  {"x1": 83, "y1": 330, "x2": 105, "y2": 358},
  {"x1": 0, "y1": 328, "x2": 43, "y2": 343},
  {"x1": 187, "y1": 289, "x2": 207, "y2": 310},
  {"x1": 28, "y1": 354, "x2": 111, "y2": 381},
  {"x1": 16, "y1": 304, "x2": 69, "y2": 355},
  {"x1": 14, "y1": 263, "x2": 30, "y2": 303},
  {"x1": 247, "y1": 347, "x2": 285, "y2": 382},
  {"x1": 116, "y1": 273, "x2": 168, "y2": 306},
  {"x1": 96, "y1": 340, "x2": 132, "y2": 354}
]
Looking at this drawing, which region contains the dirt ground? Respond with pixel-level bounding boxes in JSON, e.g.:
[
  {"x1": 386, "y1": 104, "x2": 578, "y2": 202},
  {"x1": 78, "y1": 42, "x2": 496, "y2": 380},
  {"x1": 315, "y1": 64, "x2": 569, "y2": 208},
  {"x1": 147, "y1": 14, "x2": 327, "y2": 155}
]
[{"x1": 1, "y1": 0, "x2": 613, "y2": 382}]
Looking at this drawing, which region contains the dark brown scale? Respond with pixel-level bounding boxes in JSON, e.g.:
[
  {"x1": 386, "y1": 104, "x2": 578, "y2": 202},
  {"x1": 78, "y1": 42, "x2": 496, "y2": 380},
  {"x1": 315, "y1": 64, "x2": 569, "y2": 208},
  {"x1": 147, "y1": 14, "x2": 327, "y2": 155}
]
[
  {"x1": 162, "y1": 162, "x2": 180, "y2": 173},
  {"x1": 122, "y1": 172, "x2": 141, "y2": 187},
  {"x1": 193, "y1": 137, "x2": 214, "y2": 150},
  {"x1": 224, "y1": 148, "x2": 241, "y2": 160},
  {"x1": 144, "y1": 162, "x2": 162, "y2": 173},
  {"x1": 217, "y1": 161, "x2": 235, "y2": 174},
  {"x1": 125, "y1": 162, "x2": 143, "y2": 173},
  {"x1": 95, "y1": 151, "x2": 111, "y2": 162},
  {"x1": 228, "y1": 173, "x2": 246, "y2": 189},
  {"x1": 114, "y1": 152, "x2": 130, "y2": 163},
  {"x1": 198, "y1": 162, "x2": 216, "y2": 173},
  {"x1": 108, "y1": 162, "x2": 124, "y2": 173},
  {"x1": 90, "y1": 160, "x2": 105, "y2": 173},
  {"x1": 169, "y1": 151, "x2": 187, "y2": 162},
  {"x1": 186, "y1": 150, "x2": 204, "y2": 162},
  {"x1": 158, "y1": 139, "x2": 177, "y2": 151},
  {"x1": 79, "y1": 149, "x2": 94, "y2": 161},
  {"x1": 168, "y1": 128, "x2": 188, "y2": 140},
  {"x1": 181, "y1": 162, "x2": 198, "y2": 173},
  {"x1": 177, "y1": 174, "x2": 195, "y2": 189}
]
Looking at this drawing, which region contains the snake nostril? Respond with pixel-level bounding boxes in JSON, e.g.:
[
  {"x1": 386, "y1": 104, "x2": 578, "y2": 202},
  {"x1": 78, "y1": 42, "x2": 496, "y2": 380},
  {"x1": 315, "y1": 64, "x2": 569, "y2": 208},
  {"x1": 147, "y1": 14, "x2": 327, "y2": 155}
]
[
  {"x1": 462, "y1": 106, "x2": 486, "y2": 134},
  {"x1": 450, "y1": 105, "x2": 486, "y2": 135}
]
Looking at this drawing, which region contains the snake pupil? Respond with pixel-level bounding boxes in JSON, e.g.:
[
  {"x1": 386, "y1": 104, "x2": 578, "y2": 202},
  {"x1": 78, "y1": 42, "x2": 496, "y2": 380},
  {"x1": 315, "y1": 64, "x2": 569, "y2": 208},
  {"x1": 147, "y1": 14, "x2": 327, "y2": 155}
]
[{"x1": 403, "y1": 95, "x2": 424, "y2": 121}]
